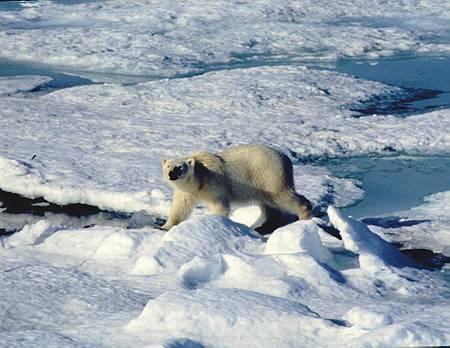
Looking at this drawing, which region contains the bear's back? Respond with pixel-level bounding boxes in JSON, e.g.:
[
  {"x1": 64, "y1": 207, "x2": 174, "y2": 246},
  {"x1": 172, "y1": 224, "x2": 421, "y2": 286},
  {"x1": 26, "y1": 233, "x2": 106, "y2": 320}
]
[{"x1": 219, "y1": 144, "x2": 294, "y2": 195}]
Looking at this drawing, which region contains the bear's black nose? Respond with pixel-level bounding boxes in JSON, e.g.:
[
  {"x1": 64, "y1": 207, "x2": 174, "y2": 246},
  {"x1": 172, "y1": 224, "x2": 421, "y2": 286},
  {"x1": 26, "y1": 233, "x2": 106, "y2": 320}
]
[{"x1": 169, "y1": 166, "x2": 182, "y2": 181}]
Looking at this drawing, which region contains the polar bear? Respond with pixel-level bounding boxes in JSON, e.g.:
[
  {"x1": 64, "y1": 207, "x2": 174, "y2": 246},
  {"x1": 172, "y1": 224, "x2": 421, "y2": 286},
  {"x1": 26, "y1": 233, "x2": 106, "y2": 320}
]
[{"x1": 161, "y1": 144, "x2": 312, "y2": 231}]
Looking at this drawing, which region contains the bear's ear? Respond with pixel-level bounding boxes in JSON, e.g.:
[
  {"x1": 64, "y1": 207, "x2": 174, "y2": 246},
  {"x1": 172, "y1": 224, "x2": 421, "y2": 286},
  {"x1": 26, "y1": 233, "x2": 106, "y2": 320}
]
[
  {"x1": 186, "y1": 157, "x2": 195, "y2": 167},
  {"x1": 161, "y1": 159, "x2": 168, "y2": 166}
]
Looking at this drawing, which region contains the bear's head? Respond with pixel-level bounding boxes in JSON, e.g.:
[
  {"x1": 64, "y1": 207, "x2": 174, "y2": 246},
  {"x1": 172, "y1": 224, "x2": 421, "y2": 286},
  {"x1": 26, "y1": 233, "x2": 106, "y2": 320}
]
[{"x1": 162, "y1": 157, "x2": 198, "y2": 192}]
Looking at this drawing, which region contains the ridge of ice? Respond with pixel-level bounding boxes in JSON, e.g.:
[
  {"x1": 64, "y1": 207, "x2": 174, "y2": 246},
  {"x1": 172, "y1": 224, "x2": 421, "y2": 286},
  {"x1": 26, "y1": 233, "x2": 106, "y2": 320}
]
[{"x1": 328, "y1": 206, "x2": 415, "y2": 270}]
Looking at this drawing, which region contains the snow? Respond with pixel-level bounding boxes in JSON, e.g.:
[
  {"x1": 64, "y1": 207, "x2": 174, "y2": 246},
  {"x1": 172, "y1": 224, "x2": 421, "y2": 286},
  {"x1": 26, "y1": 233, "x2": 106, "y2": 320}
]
[
  {"x1": 1, "y1": 330, "x2": 94, "y2": 348},
  {"x1": 0, "y1": 255, "x2": 149, "y2": 347},
  {"x1": 2, "y1": 211, "x2": 449, "y2": 347},
  {"x1": 344, "y1": 306, "x2": 393, "y2": 330},
  {"x1": 264, "y1": 220, "x2": 333, "y2": 264},
  {"x1": 4, "y1": 219, "x2": 64, "y2": 248},
  {"x1": 0, "y1": 66, "x2": 380, "y2": 216},
  {"x1": 1, "y1": 67, "x2": 450, "y2": 217},
  {"x1": 1, "y1": 0, "x2": 450, "y2": 346},
  {"x1": 0, "y1": 210, "x2": 129, "y2": 235},
  {"x1": 0, "y1": 1, "x2": 449, "y2": 78},
  {"x1": 353, "y1": 321, "x2": 450, "y2": 348},
  {"x1": 0, "y1": 75, "x2": 51, "y2": 96},
  {"x1": 132, "y1": 216, "x2": 262, "y2": 275},
  {"x1": 328, "y1": 206, "x2": 415, "y2": 270},
  {"x1": 125, "y1": 287, "x2": 331, "y2": 348},
  {"x1": 364, "y1": 191, "x2": 450, "y2": 255}
]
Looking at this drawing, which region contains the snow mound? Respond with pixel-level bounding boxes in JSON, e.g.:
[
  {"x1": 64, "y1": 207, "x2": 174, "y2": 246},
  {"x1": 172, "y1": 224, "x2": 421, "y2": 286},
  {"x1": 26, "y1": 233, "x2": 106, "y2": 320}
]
[
  {"x1": 178, "y1": 247, "x2": 347, "y2": 299},
  {"x1": 186, "y1": 254, "x2": 292, "y2": 298},
  {"x1": 40, "y1": 226, "x2": 141, "y2": 261},
  {"x1": 125, "y1": 287, "x2": 337, "y2": 348},
  {"x1": 4, "y1": 220, "x2": 63, "y2": 248},
  {"x1": 265, "y1": 220, "x2": 333, "y2": 263},
  {"x1": 328, "y1": 206, "x2": 414, "y2": 270},
  {"x1": 177, "y1": 255, "x2": 226, "y2": 289},
  {"x1": 344, "y1": 306, "x2": 393, "y2": 330},
  {"x1": 353, "y1": 321, "x2": 450, "y2": 348},
  {"x1": 132, "y1": 216, "x2": 262, "y2": 275},
  {"x1": 272, "y1": 253, "x2": 347, "y2": 297},
  {"x1": 3, "y1": 220, "x2": 164, "y2": 274}
]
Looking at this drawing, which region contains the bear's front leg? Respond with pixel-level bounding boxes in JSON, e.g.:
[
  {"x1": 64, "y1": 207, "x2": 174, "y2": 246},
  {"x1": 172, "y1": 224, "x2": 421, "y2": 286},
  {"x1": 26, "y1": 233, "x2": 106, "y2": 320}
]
[{"x1": 161, "y1": 190, "x2": 197, "y2": 230}]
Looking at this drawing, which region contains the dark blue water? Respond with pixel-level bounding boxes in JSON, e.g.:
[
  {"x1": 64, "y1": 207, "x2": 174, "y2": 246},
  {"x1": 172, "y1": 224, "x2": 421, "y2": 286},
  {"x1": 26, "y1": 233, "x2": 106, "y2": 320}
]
[{"x1": 335, "y1": 56, "x2": 450, "y2": 117}]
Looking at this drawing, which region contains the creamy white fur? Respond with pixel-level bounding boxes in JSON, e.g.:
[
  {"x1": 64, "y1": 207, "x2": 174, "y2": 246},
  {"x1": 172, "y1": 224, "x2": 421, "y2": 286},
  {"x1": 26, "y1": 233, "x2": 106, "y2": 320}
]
[{"x1": 162, "y1": 144, "x2": 312, "y2": 230}]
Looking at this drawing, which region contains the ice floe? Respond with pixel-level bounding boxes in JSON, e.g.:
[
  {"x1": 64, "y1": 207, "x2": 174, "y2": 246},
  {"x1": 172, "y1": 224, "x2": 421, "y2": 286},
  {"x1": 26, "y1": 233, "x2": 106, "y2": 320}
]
[
  {"x1": 1, "y1": 1, "x2": 450, "y2": 346},
  {"x1": 0, "y1": 66, "x2": 376, "y2": 215},
  {"x1": 1, "y1": 67, "x2": 449, "y2": 216},
  {"x1": 0, "y1": 1, "x2": 449, "y2": 78},
  {"x1": 1, "y1": 210, "x2": 449, "y2": 347}
]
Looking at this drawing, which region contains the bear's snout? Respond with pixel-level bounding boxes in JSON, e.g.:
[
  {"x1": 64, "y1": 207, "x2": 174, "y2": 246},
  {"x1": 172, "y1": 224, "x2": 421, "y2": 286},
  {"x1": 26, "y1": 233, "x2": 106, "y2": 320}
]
[{"x1": 169, "y1": 166, "x2": 184, "y2": 181}]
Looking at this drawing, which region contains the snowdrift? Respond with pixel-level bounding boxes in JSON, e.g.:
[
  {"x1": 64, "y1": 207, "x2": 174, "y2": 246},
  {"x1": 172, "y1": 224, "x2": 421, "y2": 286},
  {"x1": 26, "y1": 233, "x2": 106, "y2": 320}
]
[{"x1": 2, "y1": 209, "x2": 449, "y2": 347}]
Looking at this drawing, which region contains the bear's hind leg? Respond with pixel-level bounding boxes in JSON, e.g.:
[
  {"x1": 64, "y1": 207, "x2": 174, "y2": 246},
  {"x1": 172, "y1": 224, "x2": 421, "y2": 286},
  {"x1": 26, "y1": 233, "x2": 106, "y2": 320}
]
[
  {"x1": 256, "y1": 205, "x2": 297, "y2": 235},
  {"x1": 271, "y1": 191, "x2": 312, "y2": 220}
]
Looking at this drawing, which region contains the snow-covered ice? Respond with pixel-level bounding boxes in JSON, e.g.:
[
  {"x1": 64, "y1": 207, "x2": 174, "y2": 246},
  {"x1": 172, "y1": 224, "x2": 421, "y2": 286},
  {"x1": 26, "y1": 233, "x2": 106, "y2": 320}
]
[
  {"x1": 1, "y1": 66, "x2": 382, "y2": 215},
  {"x1": 1, "y1": 67, "x2": 450, "y2": 217},
  {"x1": 0, "y1": 0, "x2": 449, "y2": 78},
  {"x1": 264, "y1": 220, "x2": 333, "y2": 264},
  {"x1": 365, "y1": 191, "x2": 450, "y2": 256},
  {"x1": 1, "y1": 0, "x2": 450, "y2": 346},
  {"x1": 0, "y1": 75, "x2": 51, "y2": 96},
  {"x1": 344, "y1": 306, "x2": 393, "y2": 330},
  {"x1": 328, "y1": 206, "x2": 415, "y2": 270},
  {"x1": 2, "y1": 211, "x2": 449, "y2": 347}
]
